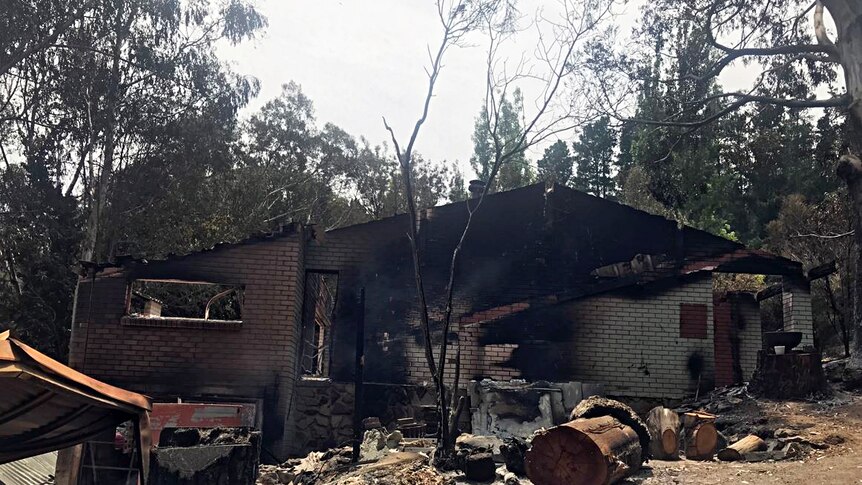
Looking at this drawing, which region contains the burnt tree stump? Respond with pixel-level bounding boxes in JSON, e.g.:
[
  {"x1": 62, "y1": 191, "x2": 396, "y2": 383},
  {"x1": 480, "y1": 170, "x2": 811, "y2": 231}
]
[{"x1": 750, "y1": 351, "x2": 827, "y2": 399}]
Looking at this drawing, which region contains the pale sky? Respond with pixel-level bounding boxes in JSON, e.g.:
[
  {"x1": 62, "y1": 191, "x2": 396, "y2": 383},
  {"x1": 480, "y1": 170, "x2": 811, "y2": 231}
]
[
  {"x1": 217, "y1": 0, "x2": 645, "y2": 173},
  {"x1": 217, "y1": 1, "x2": 832, "y2": 177},
  {"x1": 218, "y1": 1, "x2": 496, "y2": 169}
]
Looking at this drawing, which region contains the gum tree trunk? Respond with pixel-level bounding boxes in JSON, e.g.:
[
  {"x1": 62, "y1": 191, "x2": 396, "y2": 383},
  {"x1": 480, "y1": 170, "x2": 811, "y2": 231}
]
[{"x1": 825, "y1": 0, "x2": 862, "y2": 361}]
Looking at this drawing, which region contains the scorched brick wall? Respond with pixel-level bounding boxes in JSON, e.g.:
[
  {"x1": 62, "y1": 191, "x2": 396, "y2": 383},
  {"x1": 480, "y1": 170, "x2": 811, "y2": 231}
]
[{"x1": 68, "y1": 229, "x2": 306, "y2": 458}]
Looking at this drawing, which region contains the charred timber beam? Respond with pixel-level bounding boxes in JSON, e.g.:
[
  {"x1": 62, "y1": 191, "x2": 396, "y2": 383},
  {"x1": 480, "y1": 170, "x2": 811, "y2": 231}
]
[
  {"x1": 806, "y1": 261, "x2": 837, "y2": 281},
  {"x1": 755, "y1": 284, "x2": 783, "y2": 301}
]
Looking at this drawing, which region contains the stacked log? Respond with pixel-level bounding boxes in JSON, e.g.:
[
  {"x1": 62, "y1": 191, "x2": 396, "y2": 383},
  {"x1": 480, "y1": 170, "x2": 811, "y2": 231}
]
[
  {"x1": 646, "y1": 406, "x2": 680, "y2": 460},
  {"x1": 682, "y1": 412, "x2": 718, "y2": 460},
  {"x1": 525, "y1": 397, "x2": 649, "y2": 485},
  {"x1": 717, "y1": 435, "x2": 767, "y2": 461}
]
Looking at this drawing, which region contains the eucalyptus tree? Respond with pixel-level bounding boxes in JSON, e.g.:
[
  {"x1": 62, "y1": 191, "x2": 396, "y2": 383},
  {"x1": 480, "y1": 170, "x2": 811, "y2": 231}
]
[
  {"x1": 0, "y1": 0, "x2": 264, "y2": 357},
  {"x1": 0, "y1": 0, "x2": 266, "y2": 262}
]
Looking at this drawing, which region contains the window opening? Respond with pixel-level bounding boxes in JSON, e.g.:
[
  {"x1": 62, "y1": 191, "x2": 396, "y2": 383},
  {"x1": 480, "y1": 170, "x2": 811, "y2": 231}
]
[
  {"x1": 129, "y1": 280, "x2": 243, "y2": 321},
  {"x1": 300, "y1": 272, "x2": 338, "y2": 377}
]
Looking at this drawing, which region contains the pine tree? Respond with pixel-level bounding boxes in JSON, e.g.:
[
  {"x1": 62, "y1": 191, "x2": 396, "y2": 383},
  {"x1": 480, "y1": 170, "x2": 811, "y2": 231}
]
[
  {"x1": 537, "y1": 140, "x2": 574, "y2": 185},
  {"x1": 469, "y1": 88, "x2": 534, "y2": 192},
  {"x1": 571, "y1": 116, "x2": 617, "y2": 197}
]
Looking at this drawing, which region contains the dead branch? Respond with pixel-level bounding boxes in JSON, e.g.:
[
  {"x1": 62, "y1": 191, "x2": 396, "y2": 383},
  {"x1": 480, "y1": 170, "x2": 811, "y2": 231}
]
[
  {"x1": 383, "y1": 0, "x2": 504, "y2": 452},
  {"x1": 383, "y1": 115, "x2": 438, "y2": 382},
  {"x1": 696, "y1": 43, "x2": 838, "y2": 82},
  {"x1": 791, "y1": 230, "x2": 856, "y2": 239},
  {"x1": 437, "y1": 0, "x2": 613, "y2": 448}
]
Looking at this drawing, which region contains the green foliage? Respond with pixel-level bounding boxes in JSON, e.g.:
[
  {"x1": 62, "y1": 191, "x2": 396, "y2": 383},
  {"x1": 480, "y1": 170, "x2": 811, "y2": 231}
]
[
  {"x1": 0, "y1": 163, "x2": 82, "y2": 359},
  {"x1": 470, "y1": 88, "x2": 534, "y2": 192},
  {"x1": 571, "y1": 116, "x2": 617, "y2": 197},
  {"x1": 616, "y1": 3, "x2": 844, "y2": 243},
  {"x1": 537, "y1": 140, "x2": 574, "y2": 185},
  {"x1": 105, "y1": 82, "x2": 460, "y2": 258}
]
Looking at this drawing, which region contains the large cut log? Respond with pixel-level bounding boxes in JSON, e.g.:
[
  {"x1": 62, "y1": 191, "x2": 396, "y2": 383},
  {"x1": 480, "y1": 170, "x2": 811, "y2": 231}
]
[
  {"x1": 646, "y1": 406, "x2": 680, "y2": 460},
  {"x1": 526, "y1": 415, "x2": 642, "y2": 485},
  {"x1": 682, "y1": 412, "x2": 717, "y2": 460},
  {"x1": 717, "y1": 435, "x2": 767, "y2": 461},
  {"x1": 570, "y1": 396, "x2": 652, "y2": 463}
]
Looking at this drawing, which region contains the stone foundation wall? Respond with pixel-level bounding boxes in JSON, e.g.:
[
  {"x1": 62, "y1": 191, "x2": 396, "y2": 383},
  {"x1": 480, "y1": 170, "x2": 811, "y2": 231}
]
[
  {"x1": 286, "y1": 380, "x2": 355, "y2": 456},
  {"x1": 285, "y1": 380, "x2": 437, "y2": 457}
]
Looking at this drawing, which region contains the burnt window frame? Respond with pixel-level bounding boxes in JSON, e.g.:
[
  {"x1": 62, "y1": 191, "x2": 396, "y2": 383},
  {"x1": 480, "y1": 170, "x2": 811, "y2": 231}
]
[
  {"x1": 121, "y1": 278, "x2": 244, "y2": 330},
  {"x1": 299, "y1": 270, "x2": 339, "y2": 378}
]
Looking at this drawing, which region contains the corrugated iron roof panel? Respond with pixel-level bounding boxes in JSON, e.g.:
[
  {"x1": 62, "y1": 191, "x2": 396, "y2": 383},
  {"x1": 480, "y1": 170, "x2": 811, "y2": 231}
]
[{"x1": 0, "y1": 451, "x2": 57, "y2": 485}]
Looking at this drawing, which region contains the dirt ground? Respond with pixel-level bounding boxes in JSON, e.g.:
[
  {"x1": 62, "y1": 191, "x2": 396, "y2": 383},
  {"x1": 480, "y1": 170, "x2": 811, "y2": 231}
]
[
  {"x1": 627, "y1": 392, "x2": 862, "y2": 484},
  {"x1": 260, "y1": 391, "x2": 862, "y2": 484}
]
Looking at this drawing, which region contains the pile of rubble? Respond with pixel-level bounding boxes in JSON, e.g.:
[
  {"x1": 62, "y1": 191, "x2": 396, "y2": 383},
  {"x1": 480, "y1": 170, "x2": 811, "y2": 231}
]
[
  {"x1": 259, "y1": 388, "x2": 852, "y2": 484},
  {"x1": 673, "y1": 385, "x2": 843, "y2": 462},
  {"x1": 257, "y1": 428, "x2": 406, "y2": 485},
  {"x1": 257, "y1": 430, "x2": 532, "y2": 484}
]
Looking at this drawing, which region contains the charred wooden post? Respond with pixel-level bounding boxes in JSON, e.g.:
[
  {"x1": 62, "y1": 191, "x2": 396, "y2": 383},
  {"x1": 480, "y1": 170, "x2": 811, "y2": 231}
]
[
  {"x1": 525, "y1": 397, "x2": 649, "y2": 485},
  {"x1": 682, "y1": 412, "x2": 717, "y2": 460},
  {"x1": 717, "y1": 435, "x2": 767, "y2": 461},
  {"x1": 646, "y1": 406, "x2": 680, "y2": 460}
]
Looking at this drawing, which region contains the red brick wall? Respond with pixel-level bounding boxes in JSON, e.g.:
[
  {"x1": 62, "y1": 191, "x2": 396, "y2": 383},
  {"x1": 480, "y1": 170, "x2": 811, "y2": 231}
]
[
  {"x1": 68, "y1": 231, "x2": 306, "y2": 458},
  {"x1": 713, "y1": 297, "x2": 735, "y2": 388}
]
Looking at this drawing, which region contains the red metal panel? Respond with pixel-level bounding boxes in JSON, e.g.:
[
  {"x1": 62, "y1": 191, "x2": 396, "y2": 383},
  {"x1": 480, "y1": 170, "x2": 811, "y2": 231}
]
[{"x1": 149, "y1": 403, "x2": 256, "y2": 446}]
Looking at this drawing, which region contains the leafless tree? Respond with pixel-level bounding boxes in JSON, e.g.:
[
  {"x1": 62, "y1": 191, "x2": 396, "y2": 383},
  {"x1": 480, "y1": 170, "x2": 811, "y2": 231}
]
[{"x1": 384, "y1": 0, "x2": 616, "y2": 457}]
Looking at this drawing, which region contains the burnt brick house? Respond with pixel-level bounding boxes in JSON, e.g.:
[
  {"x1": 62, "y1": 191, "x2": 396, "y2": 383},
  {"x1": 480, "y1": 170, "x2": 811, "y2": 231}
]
[{"x1": 68, "y1": 182, "x2": 815, "y2": 458}]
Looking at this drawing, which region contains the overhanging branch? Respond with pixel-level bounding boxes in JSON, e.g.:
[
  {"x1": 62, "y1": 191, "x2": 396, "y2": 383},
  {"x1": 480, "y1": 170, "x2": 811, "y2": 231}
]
[
  {"x1": 627, "y1": 93, "x2": 851, "y2": 129},
  {"x1": 695, "y1": 43, "x2": 839, "y2": 81}
]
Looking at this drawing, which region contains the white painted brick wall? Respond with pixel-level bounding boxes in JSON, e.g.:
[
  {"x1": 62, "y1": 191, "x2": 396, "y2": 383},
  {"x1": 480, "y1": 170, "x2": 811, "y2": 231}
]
[
  {"x1": 562, "y1": 275, "x2": 715, "y2": 399},
  {"x1": 783, "y1": 278, "x2": 815, "y2": 347}
]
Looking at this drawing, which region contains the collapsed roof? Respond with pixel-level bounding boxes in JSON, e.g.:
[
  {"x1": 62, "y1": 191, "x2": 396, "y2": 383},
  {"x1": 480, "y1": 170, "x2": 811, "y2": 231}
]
[{"x1": 85, "y1": 182, "x2": 802, "y2": 315}]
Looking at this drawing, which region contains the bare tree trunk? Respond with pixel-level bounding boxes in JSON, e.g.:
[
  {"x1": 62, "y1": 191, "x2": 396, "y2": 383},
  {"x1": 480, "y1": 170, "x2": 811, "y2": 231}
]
[
  {"x1": 81, "y1": 6, "x2": 127, "y2": 262},
  {"x1": 836, "y1": 91, "x2": 862, "y2": 359},
  {"x1": 820, "y1": 0, "x2": 862, "y2": 360},
  {"x1": 839, "y1": 151, "x2": 862, "y2": 355},
  {"x1": 1, "y1": 246, "x2": 21, "y2": 299}
]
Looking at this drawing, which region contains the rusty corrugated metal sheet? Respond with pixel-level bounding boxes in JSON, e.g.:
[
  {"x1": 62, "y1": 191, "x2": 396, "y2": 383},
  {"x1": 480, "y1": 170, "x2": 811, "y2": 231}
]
[
  {"x1": 0, "y1": 330, "x2": 152, "y2": 467},
  {"x1": 0, "y1": 451, "x2": 57, "y2": 485}
]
